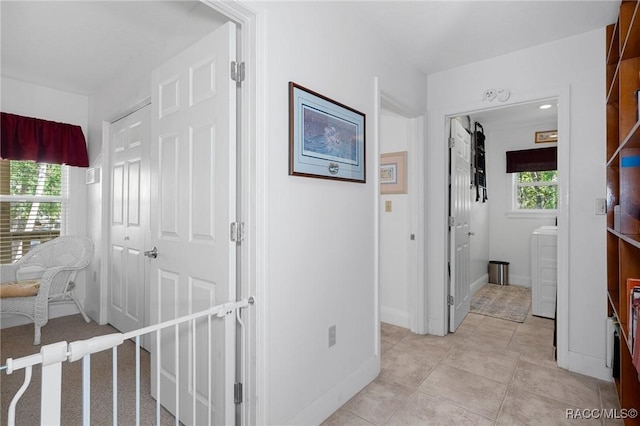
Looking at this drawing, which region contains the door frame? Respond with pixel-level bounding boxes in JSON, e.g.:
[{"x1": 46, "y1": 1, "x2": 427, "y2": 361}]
[
  {"x1": 97, "y1": 1, "x2": 264, "y2": 424},
  {"x1": 428, "y1": 86, "x2": 570, "y2": 368},
  {"x1": 447, "y1": 117, "x2": 472, "y2": 333},
  {"x1": 377, "y1": 88, "x2": 427, "y2": 335}
]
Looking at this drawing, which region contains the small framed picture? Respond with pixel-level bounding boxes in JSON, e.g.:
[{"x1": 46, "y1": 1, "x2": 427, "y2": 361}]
[
  {"x1": 289, "y1": 82, "x2": 366, "y2": 182},
  {"x1": 380, "y1": 151, "x2": 407, "y2": 194},
  {"x1": 535, "y1": 130, "x2": 558, "y2": 144}
]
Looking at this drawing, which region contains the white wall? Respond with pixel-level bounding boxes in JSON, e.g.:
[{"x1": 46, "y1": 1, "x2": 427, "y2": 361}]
[
  {"x1": 379, "y1": 111, "x2": 410, "y2": 327},
  {"x1": 486, "y1": 121, "x2": 557, "y2": 287},
  {"x1": 1, "y1": 77, "x2": 90, "y2": 326},
  {"x1": 246, "y1": 2, "x2": 428, "y2": 424},
  {"x1": 426, "y1": 28, "x2": 607, "y2": 380}
]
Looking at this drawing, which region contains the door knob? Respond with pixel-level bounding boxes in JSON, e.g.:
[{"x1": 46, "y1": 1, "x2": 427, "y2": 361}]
[
  {"x1": 144, "y1": 247, "x2": 158, "y2": 259},
  {"x1": 468, "y1": 232, "x2": 475, "y2": 236}
]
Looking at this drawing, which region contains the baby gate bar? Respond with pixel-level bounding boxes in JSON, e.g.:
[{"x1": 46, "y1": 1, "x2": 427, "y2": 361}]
[{"x1": 2, "y1": 298, "x2": 251, "y2": 426}]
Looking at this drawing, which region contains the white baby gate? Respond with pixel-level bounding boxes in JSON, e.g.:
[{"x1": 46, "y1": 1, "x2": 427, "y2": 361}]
[{"x1": 2, "y1": 298, "x2": 251, "y2": 426}]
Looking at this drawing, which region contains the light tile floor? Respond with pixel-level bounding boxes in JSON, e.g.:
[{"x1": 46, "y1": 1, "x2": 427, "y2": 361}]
[{"x1": 322, "y1": 311, "x2": 621, "y2": 426}]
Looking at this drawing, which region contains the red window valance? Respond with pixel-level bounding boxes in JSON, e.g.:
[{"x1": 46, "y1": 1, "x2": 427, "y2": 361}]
[
  {"x1": 506, "y1": 147, "x2": 557, "y2": 173},
  {"x1": 1, "y1": 112, "x2": 89, "y2": 167}
]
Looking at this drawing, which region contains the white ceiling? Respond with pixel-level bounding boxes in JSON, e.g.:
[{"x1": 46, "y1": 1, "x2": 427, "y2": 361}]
[
  {"x1": 348, "y1": 0, "x2": 619, "y2": 77},
  {"x1": 1, "y1": 1, "x2": 620, "y2": 98},
  {"x1": 1, "y1": 1, "x2": 228, "y2": 95}
]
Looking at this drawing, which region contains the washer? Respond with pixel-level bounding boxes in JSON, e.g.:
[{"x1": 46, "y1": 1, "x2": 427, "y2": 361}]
[{"x1": 531, "y1": 226, "x2": 558, "y2": 319}]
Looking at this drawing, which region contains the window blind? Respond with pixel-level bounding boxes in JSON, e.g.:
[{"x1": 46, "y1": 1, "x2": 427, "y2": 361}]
[
  {"x1": 506, "y1": 147, "x2": 557, "y2": 173},
  {"x1": 0, "y1": 160, "x2": 67, "y2": 263}
]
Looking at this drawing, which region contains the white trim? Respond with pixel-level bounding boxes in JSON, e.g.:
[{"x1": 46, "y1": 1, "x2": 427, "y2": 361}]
[
  {"x1": 374, "y1": 78, "x2": 381, "y2": 357},
  {"x1": 567, "y1": 350, "x2": 612, "y2": 382},
  {"x1": 410, "y1": 116, "x2": 427, "y2": 334},
  {"x1": 555, "y1": 87, "x2": 571, "y2": 370},
  {"x1": 98, "y1": 121, "x2": 111, "y2": 325},
  {"x1": 470, "y1": 274, "x2": 488, "y2": 295},
  {"x1": 505, "y1": 211, "x2": 558, "y2": 219},
  {"x1": 511, "y1": 171, "x2": 558, "y2": 212},
  {"x1": 509, "y1": 274, "x2": 532, "y2": 288},
  {"x1": 282, "y1": 355, "x2": 379, "y2": 426},
  {"x1": 433, "y1": 86, "x2": 571, "y2": 368},
  {"x1": 197, "y1": 2, "x2": 264, "y2": 425},
  {"x1": 380, "y1": 306, "x2": 410, "y2": 329}
]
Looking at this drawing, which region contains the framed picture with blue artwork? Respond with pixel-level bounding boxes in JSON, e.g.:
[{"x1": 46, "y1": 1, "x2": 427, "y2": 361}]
[{"x1": 289, "y1": 82, "x2": 366, "y2": 182}]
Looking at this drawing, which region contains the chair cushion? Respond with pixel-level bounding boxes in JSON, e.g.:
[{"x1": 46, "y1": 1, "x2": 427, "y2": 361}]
[{"x1": 0, "y1": 280, "x2": 40, "y2": 298}]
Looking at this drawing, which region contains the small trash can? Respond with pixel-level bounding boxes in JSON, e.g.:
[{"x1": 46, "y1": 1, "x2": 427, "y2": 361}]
[{"x1": 488, "y1": 261, "x2": 509, "y2": 285}]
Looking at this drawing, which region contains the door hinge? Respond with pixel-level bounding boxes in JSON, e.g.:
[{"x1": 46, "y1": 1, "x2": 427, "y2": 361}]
[
  {"x1": 448, "y1": 137, "x2": 455, "y2": 149},
  {"x1": 230, "y1": 222, "x2": 244, "y2": 242},
  {"x1": 448, "y1": 295, "x2": 454, "y2": 306},
  {"x1": 234, "y1": 382, "x2": 243, "y2": 404},
  {"x1": 231, "y1": 61, "x2": 245, "y2": 83},
  {"x1": 448, "y1": 216, "x2": 455, "y2": 227}
]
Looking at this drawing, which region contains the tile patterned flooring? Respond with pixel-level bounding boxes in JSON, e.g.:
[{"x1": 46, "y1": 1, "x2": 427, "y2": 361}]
[{"x1": 322, "y1": 311, "x2": 621, "y2": 425}]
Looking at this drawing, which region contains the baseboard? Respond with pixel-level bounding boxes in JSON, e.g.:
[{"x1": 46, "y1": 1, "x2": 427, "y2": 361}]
[
  {"x1": 282, "y1": 355, "x2": 380, "y2": 426},
  {"x1": 0, "y1": 301, "x2": 79, "y2": 329},
  {"x1": 509, "y1": 274, "x2": 531, "y2": 288},
  {"x1": 380, "y1": 306, "x2": 409, "y2": 328},
  {"x1": 567, "y1": 350, "x2": 612, "y2": 382},
  {"x1": 470, "y1": 274, "x2": 488, "y2": 295}
]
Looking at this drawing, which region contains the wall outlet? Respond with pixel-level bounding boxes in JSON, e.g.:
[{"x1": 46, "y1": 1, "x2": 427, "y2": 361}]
[
  {"x1": 385, "y1": 200, "x2": 392, "y2": 212},
  {"x1": 328, "y1": 325, "x2": 336, "y2": 347}
]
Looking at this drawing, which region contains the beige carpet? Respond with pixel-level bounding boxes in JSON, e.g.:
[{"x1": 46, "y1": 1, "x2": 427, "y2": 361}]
[
  {"x1": 470, "y1": 283, "x2": 531, "y2": 323},
  {"x1": 0, "y1": 314, "x2": 175, "y2": 425}
]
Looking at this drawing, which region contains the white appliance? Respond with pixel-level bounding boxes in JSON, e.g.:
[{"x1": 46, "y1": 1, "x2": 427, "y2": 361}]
[{"x1": 531, "y1": 226, "x2": 558, "y2": 319}]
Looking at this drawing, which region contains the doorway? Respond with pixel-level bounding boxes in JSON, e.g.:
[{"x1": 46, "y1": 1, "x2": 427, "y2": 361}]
[
  {"x1": 446, "y1": 99, "x2": 561, "y2": 349},
  {"x1": 377, "y1": 90, "x2": 426, "y2": 334}
]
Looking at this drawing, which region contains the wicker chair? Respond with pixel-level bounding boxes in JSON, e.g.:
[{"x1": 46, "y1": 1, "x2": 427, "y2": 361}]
[{"x1": 0, "y1": 236, "x2": 94, "y2": 345}]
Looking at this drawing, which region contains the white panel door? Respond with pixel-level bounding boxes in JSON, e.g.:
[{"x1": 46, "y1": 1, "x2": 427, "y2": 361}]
[
  {"x1": 449, "y1": 118, "x2": 471, "y2": 332},
  {"x1": 149, "y1": 22, "x2": 237, "y2": 426},
  {"x1": 109, "y1": 105, "x2": 150, "y2": 335}
]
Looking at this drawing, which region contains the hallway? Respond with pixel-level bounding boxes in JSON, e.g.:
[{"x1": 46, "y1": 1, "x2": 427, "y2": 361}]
[{"x1": 323, "y1": 312, "x2": 621, "y2": 425}]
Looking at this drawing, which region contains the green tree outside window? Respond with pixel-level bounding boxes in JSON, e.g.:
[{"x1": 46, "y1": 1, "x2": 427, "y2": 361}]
[{"x1": 515, "y1": 170, "x2": 558, "y2": 210}]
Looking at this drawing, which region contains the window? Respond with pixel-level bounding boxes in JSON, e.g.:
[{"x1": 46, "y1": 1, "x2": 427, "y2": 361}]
[
  {"x1": 0, "y1": 159, "x2": 68, "y2": 263},
  {"x1": 513, "y1": 170, "x2": 558, "y2": 211}
]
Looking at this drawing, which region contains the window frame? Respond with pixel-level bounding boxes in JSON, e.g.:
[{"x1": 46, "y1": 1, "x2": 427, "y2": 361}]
[
  {"x1": 509, "y1": 170, "x2": 558, "y2": 218},
  {"x1": 0, "y1": 160, "x2": 69, "y2": 262}
]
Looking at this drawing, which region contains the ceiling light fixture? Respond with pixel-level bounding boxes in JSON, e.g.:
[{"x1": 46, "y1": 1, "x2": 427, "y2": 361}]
[{"x1": 539, "y1": 104, "x2": 553, "y2": 110}]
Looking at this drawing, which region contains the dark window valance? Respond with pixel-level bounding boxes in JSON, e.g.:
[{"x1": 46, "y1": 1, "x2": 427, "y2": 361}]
[
  {"x1": 506, "y1": 147, "x2": 557, "y2": 173},
  {"x1": 1, "y1": 112, "x2": 89, "y2": 167}
]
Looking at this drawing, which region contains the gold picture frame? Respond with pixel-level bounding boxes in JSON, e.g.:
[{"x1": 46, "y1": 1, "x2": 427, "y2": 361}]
[
  {"x1": 380, "y1": 151, "x2": 407, "y2": 194},
  {"x1": 535, "y1": 130, "x2": 558, "y2": 144}
]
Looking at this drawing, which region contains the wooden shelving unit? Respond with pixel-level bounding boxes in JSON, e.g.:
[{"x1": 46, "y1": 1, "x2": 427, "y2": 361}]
[{"x1": 606, "y1": 1, "x2": 640, "y2": 420}]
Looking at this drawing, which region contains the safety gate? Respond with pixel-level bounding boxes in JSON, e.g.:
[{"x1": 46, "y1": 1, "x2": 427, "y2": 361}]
[{"x1": 2, "y1": 299, "x2": 250, "y2": 426}]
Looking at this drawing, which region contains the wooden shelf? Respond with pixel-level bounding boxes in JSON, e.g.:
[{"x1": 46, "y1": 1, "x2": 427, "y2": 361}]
[
  {"x1": 608, "y1": 113, "x2": 640, "y2": 167},
  {"x1": 609, "y1": 227, "x2": 640, "y2": 250},
  {"x1": 606, "y1": 2, "x2": 640, "y2": 420}
]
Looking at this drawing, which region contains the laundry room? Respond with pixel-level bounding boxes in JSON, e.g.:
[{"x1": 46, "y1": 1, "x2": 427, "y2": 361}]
[{"x1": 464, "y1": 100, "x2": 560, "y2": 325}]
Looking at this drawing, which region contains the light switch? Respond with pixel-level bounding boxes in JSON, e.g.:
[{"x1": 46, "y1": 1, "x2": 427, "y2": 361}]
[
  {"x1": 595, "y1": 198, "x2": 607, "y2": 215},
  {"x1": 385, "y1": 200, "x2": 392, "y2": 212}
]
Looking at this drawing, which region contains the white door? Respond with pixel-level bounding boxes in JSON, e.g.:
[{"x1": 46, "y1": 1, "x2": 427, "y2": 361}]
[
  {"x1": 449, "y1": 118, "x2": 471, "y2": 332},
  {"x1": 149, "y1": 22, "x2": 237, "y2": 426},
  {"x1": 109, "y1": 105, "x2": 150, "y2": 336}
]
